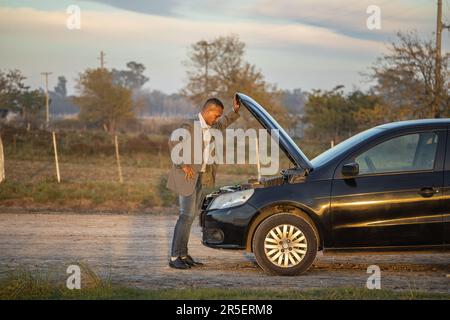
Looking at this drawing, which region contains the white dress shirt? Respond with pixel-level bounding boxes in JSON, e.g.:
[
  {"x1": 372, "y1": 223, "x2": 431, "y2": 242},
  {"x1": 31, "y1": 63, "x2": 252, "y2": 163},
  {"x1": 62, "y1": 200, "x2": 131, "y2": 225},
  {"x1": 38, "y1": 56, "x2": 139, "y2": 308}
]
[{"x1": 198, "y1": 112, "x2": 213, "y2": 172}]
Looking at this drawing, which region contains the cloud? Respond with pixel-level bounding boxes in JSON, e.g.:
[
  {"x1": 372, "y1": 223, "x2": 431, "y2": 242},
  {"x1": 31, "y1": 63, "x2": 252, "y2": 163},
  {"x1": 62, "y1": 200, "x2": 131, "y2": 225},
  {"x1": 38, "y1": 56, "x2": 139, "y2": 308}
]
[
  {"x1": 0, "y1": 6, "x2": 385, "y2": 53},
  {"x1": 79, "y1": 0, "x2": 182, "y2": 16},
  {"x1": 77, "y1": 0, "x2": 437, "y2": 43},
  {"x1": 0, "y1": 5, "x2": 393, "y2": 94},
  {"x1": 251, "y1": 0, "x2": 436, "y2": 40}
]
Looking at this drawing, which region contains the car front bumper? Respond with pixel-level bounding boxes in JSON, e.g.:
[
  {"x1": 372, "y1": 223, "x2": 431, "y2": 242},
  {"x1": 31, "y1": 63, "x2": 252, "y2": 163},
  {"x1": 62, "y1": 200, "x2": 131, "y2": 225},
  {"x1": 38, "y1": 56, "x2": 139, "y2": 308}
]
[{"x1": 201, "y1": 202, "x2": 257, "y2": 249}]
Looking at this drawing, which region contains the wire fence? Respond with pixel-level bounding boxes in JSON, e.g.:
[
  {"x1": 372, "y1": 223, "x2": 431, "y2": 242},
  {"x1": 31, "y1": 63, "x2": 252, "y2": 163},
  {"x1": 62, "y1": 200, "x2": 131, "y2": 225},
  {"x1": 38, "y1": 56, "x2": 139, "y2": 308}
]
[
  {"x1": 0, "y1": 124, "x2": 330, "y2": 209},
  {"x1": 0, "y1": 127, "x2": 173, "y2": 186},
  {"x1": 0, "y1": 126, "x2": 266, "y2": 187}
]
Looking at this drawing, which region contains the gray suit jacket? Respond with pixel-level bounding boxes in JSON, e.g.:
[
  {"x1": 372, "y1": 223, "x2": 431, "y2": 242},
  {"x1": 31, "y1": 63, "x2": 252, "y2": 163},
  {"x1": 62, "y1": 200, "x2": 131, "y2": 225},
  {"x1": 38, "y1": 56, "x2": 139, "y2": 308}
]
[{"x1": 166, "y1": 110, "x2": 240, "y2": 196}]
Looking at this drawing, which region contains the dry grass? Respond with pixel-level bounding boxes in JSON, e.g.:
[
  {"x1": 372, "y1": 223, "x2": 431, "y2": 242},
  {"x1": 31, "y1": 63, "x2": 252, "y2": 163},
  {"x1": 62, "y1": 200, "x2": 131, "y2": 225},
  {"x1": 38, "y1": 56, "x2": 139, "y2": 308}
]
[
  {"x1": 1, "y1": 265, "x2": 448, "y2": 300},
  {"x1": 0, "y1": 158, "x2": 254, "y2": 210},
  {"x1": 0, "y1": 125, "x2": 296, "y2": 210}
]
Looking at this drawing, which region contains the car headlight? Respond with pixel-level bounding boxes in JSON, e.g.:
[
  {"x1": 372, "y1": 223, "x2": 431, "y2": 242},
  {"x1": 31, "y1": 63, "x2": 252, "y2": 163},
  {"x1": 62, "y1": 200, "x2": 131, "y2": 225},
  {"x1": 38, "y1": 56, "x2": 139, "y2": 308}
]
[{"x1": 209, "y1": 189, "x2": 254, "y2": 210}]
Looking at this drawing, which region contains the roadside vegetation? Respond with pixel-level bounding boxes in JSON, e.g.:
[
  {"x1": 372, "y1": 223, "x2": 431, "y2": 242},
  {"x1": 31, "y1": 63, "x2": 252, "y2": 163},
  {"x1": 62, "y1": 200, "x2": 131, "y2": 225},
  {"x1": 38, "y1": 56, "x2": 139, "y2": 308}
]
[
  {"x1": 0, "y1": 31, "x2": 449, "y2": 211},
  {"x1": 1, "y1": 266, "x2": 448, "y2": 300},
  {"x1": 0, "y1": 124, "x2": 287, "y2": 211}
]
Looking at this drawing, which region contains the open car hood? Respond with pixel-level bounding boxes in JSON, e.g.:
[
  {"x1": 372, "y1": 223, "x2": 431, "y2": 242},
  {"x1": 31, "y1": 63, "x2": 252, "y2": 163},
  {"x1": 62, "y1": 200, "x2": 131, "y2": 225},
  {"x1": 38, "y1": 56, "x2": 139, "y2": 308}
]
[{"x1": 236, "y1": 92, "x2": 313, "y2": 172}]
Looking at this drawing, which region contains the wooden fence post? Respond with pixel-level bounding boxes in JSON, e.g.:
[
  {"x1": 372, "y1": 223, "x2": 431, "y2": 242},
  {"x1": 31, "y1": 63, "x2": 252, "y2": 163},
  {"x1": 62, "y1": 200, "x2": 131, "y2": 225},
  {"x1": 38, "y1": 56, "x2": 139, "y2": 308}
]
[
  {"x1": 115, "y1": 134, "x2": 123, "y2": 183},
  {"x1": 0, "y1": 134, "x2": 5, "y2": 183},
  {"x1": 52, "y1": 131, "x2": 61, "y2": 183}
]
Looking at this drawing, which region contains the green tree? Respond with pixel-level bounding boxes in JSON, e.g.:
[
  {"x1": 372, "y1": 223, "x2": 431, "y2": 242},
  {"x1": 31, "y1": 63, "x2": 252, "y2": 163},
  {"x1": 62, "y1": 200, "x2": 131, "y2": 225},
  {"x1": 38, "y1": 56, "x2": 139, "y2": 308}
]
[
  {"x1": 183, "y1": 34, "x2": 288, "y2": 127},
  {"x1": 73, "y1": 68, "x2": 134, "y2": 133},
  {"x1": 0, "y1": 69, "x2": 45, "y2": 127},
  {"x1": 304, "y1": 87, "x2": 390, "y2": 148},
  {"x1": 19, "y1": 89, "x2": 46, "y2": 125},
  {"x1": 112, "y1": 61, "x2": 149, "y2": 117},
  {"x1": 349, "y1": 90, "x2": 388, "y2": 131},
  {"x1": 369, "y1": 31, "x2": 450, "y2": 118},
  {"x1": 54, "y1": 76, "x2": 67, "y2": 97},
  {"x1": 112, "y1": 61, "x2": 149, "y2": 90},
  {"x1": 0, "y1": 69, "x2": 28, "y2": 112},
  {"x1": 304, "y1": 86, "x2": 357, "y2": 144}
]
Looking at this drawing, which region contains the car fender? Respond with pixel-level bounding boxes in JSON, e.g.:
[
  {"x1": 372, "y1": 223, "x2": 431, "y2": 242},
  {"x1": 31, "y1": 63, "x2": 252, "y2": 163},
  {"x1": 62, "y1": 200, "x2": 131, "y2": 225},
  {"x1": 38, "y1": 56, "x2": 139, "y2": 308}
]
[{"x1": 245, "y1": 201, "x2": 324, "y2": 252}]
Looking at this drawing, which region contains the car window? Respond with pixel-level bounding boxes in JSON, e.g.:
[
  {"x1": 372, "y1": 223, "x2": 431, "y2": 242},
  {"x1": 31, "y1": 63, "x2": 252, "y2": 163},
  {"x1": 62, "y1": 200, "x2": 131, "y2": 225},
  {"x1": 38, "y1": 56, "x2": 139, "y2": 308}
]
[
  {"x1": 311, "y1": 128, "x2": 384, "y2": 167},
  {"x1": 355, "y1": 132, "x2": 438, "y2": 174}
]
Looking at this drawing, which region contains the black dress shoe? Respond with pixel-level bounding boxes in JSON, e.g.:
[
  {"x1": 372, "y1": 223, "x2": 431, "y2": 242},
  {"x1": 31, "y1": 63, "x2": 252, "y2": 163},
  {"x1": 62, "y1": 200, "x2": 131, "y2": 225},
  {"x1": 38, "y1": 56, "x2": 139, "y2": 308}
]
[
  {"x1": 182, "y1": 255, "x2": 204, "y2": 266},
  {"x1": 169, "y1": 257, "x2": 190, "y2": 269}
]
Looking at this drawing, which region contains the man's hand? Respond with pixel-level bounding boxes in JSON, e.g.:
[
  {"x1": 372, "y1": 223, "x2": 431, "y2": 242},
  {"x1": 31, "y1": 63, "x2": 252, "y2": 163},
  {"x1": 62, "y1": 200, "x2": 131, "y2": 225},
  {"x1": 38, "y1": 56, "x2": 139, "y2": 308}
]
[
  {"x1": 182, "y1": 165, "x2": 195, "y2": 180},
  {"x1": 233, "y1": 94, "x2": 240, "y2": 113}
]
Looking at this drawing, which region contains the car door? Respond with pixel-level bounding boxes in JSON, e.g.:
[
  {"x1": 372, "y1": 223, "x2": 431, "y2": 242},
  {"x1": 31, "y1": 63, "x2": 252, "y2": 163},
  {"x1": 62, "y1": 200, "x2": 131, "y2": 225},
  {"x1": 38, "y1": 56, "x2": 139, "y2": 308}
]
[
  {"x1": 443, "y1": 128, "x2": 450, "y2": 246},
  {"x1": 330, "y1": 129, "x2": 445, "y2": 248}
]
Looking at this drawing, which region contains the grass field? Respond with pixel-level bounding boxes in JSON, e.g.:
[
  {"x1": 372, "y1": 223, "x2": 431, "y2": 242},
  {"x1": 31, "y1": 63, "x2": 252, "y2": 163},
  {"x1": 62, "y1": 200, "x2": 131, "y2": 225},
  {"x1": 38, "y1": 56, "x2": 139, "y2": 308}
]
[
  {"x1": 0, "y1": 159, "x2": 257, "y2": 210},
  {"x1": 1, "y1": 267, "x2": 448, "y2": 300},
  {"x1": 1, "y1": 125, "x2": 301, "y2": 210}
]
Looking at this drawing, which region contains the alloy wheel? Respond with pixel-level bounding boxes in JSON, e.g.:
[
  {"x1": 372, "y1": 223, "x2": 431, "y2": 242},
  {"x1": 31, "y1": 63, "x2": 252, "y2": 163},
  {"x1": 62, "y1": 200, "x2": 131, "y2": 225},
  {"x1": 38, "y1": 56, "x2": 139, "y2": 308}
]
[{"x1": 263, "y1": 224, "x2": 308, "y2": 268}]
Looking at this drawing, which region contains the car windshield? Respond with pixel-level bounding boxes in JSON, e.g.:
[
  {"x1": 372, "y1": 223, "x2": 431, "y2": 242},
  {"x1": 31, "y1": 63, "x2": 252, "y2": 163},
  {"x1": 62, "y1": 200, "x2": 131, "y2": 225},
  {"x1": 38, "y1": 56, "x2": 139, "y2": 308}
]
[{"x1": 310, "y1": 128, "x2": 384, "y2": 167}]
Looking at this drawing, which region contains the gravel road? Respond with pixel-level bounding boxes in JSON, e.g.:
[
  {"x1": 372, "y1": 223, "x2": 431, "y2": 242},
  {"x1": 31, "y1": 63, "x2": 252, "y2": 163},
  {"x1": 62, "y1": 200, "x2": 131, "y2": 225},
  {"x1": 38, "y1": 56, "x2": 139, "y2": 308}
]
[{"x1": 0, "y1": 212, "x2": 449, "y2": 293}]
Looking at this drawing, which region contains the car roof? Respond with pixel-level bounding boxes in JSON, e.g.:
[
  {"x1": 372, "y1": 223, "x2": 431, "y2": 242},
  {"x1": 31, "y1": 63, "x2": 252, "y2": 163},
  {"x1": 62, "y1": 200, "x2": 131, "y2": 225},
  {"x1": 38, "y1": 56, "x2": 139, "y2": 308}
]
[{"x1": 376, "y1": 118, "x2": 450, "y2": 130}]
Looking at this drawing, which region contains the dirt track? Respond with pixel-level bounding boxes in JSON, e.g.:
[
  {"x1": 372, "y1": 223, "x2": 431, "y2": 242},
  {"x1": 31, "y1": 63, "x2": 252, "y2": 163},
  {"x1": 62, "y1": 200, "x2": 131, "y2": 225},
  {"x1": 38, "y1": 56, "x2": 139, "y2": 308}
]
[{"x1": 0, "y1": 212, "x2": 449, "y2": 293}]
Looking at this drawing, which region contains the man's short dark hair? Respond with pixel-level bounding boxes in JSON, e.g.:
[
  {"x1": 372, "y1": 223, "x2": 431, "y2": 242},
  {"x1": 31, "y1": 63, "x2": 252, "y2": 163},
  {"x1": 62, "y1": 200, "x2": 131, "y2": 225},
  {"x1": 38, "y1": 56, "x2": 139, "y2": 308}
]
[{"x1": 203, "y1": 98, "x2": 224, "y2": 110}]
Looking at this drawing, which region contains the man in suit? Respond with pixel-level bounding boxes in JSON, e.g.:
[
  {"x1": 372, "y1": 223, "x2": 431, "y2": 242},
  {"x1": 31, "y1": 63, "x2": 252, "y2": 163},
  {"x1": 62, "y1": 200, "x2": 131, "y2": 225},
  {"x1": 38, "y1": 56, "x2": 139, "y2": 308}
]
[{"x1": 167, "y1": 96, "x2": 241, "y2": 269}]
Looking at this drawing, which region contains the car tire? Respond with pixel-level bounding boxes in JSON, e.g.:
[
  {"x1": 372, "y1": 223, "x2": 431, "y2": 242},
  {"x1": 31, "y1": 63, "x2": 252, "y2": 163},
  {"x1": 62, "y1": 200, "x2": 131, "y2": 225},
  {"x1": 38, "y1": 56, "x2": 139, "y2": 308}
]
[{"x1": 252, "y1": 212, "x2": 317, "y2": 276}]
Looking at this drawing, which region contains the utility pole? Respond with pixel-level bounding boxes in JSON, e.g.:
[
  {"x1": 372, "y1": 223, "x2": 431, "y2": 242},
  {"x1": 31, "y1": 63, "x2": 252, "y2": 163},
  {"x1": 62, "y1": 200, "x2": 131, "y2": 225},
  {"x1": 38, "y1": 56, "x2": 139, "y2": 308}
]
[
  {"x1": 41, "y1": 72, "x2": 52, "y2": 126},
  {"x1": 98, "y1": 50, "x2": 106, "y2": 69},
  {"x1": 434, "y1": 0, "x2": 450, "y2": 118}
]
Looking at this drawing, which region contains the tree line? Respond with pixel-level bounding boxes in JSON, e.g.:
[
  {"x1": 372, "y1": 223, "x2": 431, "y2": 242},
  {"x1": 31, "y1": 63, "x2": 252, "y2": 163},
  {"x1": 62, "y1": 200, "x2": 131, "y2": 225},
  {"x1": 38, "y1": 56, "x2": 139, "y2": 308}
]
[{"x1": 0, "y1": 31, "x2": 448, "y2": 145}]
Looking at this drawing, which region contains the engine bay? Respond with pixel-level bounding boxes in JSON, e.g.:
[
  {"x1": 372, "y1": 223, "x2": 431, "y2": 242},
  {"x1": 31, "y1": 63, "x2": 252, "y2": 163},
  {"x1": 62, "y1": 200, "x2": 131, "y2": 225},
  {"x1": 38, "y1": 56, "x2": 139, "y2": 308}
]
[{"x1": 200, "y1": 167, "x2": 307, "y2": 212}]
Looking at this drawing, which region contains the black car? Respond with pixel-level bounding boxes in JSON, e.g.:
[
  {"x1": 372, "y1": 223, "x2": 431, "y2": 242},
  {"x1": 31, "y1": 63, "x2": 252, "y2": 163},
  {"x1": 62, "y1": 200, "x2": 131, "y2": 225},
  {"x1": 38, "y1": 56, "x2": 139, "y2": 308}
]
[{"x1": 200, "y1": 93, "x2": 450, "y2": 276}]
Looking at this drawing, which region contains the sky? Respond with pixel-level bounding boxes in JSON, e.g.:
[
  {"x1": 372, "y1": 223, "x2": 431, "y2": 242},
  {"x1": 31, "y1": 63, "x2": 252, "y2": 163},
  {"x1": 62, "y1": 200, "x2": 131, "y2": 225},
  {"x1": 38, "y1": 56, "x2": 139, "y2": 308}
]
[{"x1": 0, "y1": 0, "x2": 448, "y2": 95}]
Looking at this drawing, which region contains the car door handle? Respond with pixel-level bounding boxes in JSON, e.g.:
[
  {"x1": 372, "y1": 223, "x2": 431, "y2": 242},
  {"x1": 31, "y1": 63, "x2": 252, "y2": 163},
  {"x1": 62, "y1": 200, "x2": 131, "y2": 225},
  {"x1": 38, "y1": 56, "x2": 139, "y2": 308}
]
[{"x1": 418, "y1": 187, "x2": 438, "y2": 198}]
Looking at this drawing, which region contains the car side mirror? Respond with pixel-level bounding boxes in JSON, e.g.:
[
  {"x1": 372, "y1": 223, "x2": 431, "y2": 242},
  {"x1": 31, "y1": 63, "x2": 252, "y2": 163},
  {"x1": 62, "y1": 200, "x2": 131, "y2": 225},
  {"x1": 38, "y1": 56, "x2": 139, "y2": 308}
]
[{"x1": 342, "y1": 162, "x2": 359, "y2": 176}]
